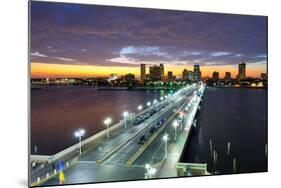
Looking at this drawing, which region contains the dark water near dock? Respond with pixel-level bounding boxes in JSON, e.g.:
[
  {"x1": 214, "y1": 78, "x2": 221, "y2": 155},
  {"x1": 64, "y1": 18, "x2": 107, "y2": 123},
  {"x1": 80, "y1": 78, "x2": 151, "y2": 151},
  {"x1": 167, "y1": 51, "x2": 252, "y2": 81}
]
[
  {"x1": 182, "y1": 87, "x2": 267, "y2": 174},
  {"x1": 31, "y1": 86, "x2": 170, "y2": 155}
]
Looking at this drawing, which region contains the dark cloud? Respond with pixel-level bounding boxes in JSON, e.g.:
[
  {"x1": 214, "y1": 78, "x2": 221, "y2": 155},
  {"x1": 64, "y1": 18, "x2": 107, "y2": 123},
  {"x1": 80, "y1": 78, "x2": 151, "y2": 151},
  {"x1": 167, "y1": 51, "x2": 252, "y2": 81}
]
[{"x1": 30, "y1": 1, "x2": 267, "y2": 67}]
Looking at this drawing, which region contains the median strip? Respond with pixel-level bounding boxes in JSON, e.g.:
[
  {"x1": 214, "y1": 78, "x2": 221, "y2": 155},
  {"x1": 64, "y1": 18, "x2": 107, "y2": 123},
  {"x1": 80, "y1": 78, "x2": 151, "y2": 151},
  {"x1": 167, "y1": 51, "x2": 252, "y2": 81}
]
[
  {"x1": 126, "y1": 98, "x2": 190, "y2": 165},
  {"x1": 96, "y1": 103, "x2": 175, "y2": 164}
]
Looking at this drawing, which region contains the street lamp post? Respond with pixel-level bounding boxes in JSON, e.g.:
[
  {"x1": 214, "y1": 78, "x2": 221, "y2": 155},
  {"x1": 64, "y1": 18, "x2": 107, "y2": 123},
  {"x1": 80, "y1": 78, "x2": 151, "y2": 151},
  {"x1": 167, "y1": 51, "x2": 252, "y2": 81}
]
[
  {"x1": 162, "y1": 133, "x2": 169, "y2": 159},
  {"x1": 173, "y1": 121, "x2": 179, "y2": 142},
  {"x1": 180, "y1": 114, "x2": 184, "y2": 129},
  {"x1": 145, "y1": 163, "x2": 156, "y2": 179},
  {"x1": 153, "y1": 99, "x2": 158, "y2": 104},
  {"x1": 104, "y1": 117, "x2": 112, "y2": 139},
  {"x1": 74, "y1": 128, "x2": 85, "y2": 155},
  {"x1": 123, "y1": 111, "x2": 128, "y2": 128},
  {"x1": 146, "y1": 101, "x2": 151, "y2": 107},
  {"x1": 153, "y1": 99, "x2": 158, "y2": 109}
]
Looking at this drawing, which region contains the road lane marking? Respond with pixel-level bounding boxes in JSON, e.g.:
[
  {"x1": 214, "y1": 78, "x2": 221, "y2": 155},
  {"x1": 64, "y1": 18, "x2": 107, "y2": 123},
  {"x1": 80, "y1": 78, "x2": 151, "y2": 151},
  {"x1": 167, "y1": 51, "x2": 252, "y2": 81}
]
[
  {"x1": 126, "y1": 94, "x2": 192, "y2": 165},
  {"x1": 96, "y1": 103, "x2": 175, "y2": 164},
  {"x1": 95, "y1": 86, "x2": 195, "y2": 164}
]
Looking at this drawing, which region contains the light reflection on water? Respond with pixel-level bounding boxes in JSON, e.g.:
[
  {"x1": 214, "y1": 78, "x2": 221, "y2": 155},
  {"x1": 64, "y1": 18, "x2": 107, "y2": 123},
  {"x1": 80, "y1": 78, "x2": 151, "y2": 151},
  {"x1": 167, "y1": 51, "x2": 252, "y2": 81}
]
[{"x1": 31, "y1": 86, "x2": 171, "y2": 155}]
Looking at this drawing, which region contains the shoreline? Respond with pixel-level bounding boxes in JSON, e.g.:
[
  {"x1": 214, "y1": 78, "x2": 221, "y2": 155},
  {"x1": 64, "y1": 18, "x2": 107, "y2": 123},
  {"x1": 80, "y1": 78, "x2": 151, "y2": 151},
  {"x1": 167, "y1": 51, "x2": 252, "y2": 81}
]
[{"x1": 31, "y1": 85, "x2": 267, "y2": 90}]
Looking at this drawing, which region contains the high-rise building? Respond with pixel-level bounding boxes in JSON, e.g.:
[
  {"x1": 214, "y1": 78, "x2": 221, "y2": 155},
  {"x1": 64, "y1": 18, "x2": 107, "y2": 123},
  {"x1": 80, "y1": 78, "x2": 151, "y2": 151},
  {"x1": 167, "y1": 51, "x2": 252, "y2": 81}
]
[
  {"x1": 182, "y1": 69, "x2": 188, "y2": 81},
  {"x1": 160, "y1": 64, "x2": 164, "y2": 79},
  {"x1": 187, "y1": 71, "x2": 194, "y2": 81},
  {"x1": 149, "y1": 65, "x2": 162, "y2": 81},
  {"x1": 167, "y1": 71, "x2": 173, "y2": 81},
  {"x1": 224, "y1": 72, "x2": 231, "y2": 81},
  {"x1": 212, "y1": 71, "x2": 219, "y2": 81},
  {"x1": 238, "y1": 62, "x2": 246, "y2": 80},
  {"x1": 140, "y1": 64, "x2": 146, "y2": 80},
  {"x1": 193, "y1": 64, "x2": 201, "y2": 81}
]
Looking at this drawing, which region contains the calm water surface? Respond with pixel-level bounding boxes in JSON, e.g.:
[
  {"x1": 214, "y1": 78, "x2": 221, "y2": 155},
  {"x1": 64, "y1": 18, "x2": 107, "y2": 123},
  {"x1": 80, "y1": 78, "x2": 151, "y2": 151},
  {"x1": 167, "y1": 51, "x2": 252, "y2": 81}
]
[
  {"x1": 182, "y1": 87, "x2": 267, "y2": 174},
  {"x1": 31, "y1": 86, "x2": 169, "y2": 155}
]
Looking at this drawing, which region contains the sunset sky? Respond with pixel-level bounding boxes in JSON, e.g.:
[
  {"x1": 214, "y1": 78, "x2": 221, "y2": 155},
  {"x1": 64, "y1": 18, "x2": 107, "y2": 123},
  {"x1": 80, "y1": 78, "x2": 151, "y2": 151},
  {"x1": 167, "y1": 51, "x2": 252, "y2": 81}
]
[{"x1": 30, "y1": 1, "x2": 267, "y2": 78}]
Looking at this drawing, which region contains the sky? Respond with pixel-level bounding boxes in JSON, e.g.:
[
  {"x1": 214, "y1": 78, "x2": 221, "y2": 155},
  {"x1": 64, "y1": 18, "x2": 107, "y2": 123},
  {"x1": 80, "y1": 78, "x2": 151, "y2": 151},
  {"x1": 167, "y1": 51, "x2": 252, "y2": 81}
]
[{"x1": 30, "y1": 1, "x2": 267, "y2": 78}]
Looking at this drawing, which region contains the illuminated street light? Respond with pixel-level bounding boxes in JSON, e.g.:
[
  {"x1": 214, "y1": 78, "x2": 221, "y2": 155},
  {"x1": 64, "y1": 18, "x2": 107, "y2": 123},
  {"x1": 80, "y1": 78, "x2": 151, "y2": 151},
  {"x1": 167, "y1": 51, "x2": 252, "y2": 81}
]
[
  {"x1": 74, "y1": 128, "x2": 85, "y2": 155},
  {"x1": 138, "y1": 105, "x2": 143, "y2": 111},
  {"x1": 160, "y1": 96, "x2": 164, "y2": 101},
  {"x1": 173, "y1": 121, "x2": 179, "y2": 141},
  {"x1": 147, "y1": 101, "x2": 151, "y2": 107},
  {"x1": 123, "y1": 111, "x2": 129, "y2": 128},
  {"x1": 145, "y1": 163, "x2": 150, "y2": 169},
  {"x1": 162, "y1": 133, "x2": 169, "y2": 159},
  {"x1": 104, "y1": 117, "x2": 112, "y2": 138},
  {"x1": 153, "y1": 99, "x2": 158, "y2": 104},
  {"x1": 145, "y1": 163, "x2": 157, "y2": 179}
]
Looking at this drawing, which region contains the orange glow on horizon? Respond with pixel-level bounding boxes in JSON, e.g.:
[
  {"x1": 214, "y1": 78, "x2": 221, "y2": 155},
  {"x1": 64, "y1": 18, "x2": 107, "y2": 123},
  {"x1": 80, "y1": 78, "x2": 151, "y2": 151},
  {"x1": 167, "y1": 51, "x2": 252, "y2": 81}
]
[{"x1": 31, "y1": 62, "x2": 266, "y2": 78}]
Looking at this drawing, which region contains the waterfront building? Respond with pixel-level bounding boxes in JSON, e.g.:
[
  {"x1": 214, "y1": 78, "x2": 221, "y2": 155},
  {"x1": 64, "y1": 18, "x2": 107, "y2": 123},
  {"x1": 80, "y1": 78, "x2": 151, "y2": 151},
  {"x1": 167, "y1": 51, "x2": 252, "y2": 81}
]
[
  {"x1": 182, "y1": 69, "x2": 188, "y2": 81},
  {"x1": 238, "y1": 62, "x2": 246, "y2": 80},
  {"x1": 160, "y1": 64, "x2": 164, "y2": 79},
  {"x1": 168, "y1": 71, "x2": 174, "y2": 81},
  {"x1": 224, "y1": 72, "x2": 231, "y2": 81},
  {"x1": 140, "y1": 64, "x2": 146, "y2": 81},
  {"x1": 124, "y1": 73, "x2": 135, "y2": 81},
  {"x1": 193, "y1": 64, "x2": 201, "y2": 81},
  {"x1": 149, "y1": 64, "x2": 164, "y2": 81},
  {"x1": 212, "y1": 71, "x2": 219, "y2": 81},
  {"x1": 187, "y1": 71, "x2": 194, "y2": 81}
]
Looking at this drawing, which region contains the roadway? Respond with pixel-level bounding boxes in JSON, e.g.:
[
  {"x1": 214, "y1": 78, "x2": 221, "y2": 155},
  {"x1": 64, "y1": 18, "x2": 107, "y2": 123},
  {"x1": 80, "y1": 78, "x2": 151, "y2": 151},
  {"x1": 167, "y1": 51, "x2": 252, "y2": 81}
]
[{"x1": 39, "y1": 84, "x2": 200, "y2": 186}]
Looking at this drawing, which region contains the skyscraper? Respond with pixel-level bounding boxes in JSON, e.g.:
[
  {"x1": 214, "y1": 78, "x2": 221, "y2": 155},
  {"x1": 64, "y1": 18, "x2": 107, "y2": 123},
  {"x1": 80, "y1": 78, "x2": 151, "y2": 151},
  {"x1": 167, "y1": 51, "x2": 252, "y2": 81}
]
[
  {"x1": 167, "y1": 71, "x2": 173, "y2": 81},
  {"x1": 148, "y1": 64, "x2": 165, "y2": 81},
  {"x1": 187, "y1": 71, "x2": 194, "y2": 81},
  {"x1": 212, "y1": 71, "x2": 219, "y2": 81},
  {"x1": 182, "y1": 69, "x2": 188, "y2": 81},
  {"x1": 238, "y1": 62, "x2": 246, "y2": 80},
  {"x1": 149, "y1": 65, "x2": 162, "y2": 81},
  {"x1": 193, "y1": 64, "x2": 201, "y2": 81},
  {"x1": 160, "y1": 64, "x2": 164, "y2": 79},
  {"x1": 224, "y1": 72, "x2": 231, "y2": 81},
  {"x1": 140, "y1": 64, "x2": 146, "y2": 80}
]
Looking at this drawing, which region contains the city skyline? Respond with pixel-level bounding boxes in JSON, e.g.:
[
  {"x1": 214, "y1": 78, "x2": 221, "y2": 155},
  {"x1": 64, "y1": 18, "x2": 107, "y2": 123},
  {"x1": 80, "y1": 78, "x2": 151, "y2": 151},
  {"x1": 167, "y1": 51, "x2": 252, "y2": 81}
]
[
  {"x1": 31, "y1": 62, "x2": 266, "y2": 79},
  {"x1": 31, "y1": 2, "x2": 267, "y2": 78}
]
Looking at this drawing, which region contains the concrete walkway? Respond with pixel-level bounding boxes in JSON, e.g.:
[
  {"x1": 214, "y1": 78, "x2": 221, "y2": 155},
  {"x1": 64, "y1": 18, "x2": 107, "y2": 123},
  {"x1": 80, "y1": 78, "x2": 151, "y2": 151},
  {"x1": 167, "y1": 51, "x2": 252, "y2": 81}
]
[{"x1": 158, "y1": 86, "x2": 204, "y2": 178}]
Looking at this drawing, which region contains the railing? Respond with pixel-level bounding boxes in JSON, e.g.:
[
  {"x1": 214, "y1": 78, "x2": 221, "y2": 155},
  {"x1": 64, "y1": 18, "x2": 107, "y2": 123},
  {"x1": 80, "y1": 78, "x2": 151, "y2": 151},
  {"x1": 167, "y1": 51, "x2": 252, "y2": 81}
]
[
  {"x1": 176, "y1": 162, "x2": 209, "y2": 175},
  {"x1": 30, "y1": 100, "x2": 167, "y2": 164},
  {"x1": 175, "y1": 83, "x2": 209, "y2": 176},
  {"x1": 177, "y1": 162, "x2": 207, "y2": 170}
]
